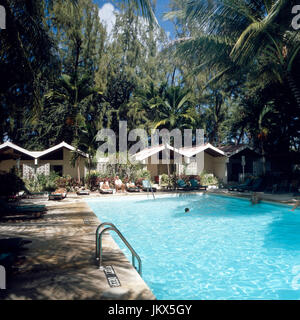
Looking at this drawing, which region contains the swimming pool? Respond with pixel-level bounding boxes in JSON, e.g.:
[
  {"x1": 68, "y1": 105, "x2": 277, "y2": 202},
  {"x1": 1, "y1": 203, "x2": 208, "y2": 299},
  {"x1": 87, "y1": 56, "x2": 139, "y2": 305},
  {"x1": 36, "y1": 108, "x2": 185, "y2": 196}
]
[{"x1": 87, "y1": 194, "x2": 300, "y2": 300}]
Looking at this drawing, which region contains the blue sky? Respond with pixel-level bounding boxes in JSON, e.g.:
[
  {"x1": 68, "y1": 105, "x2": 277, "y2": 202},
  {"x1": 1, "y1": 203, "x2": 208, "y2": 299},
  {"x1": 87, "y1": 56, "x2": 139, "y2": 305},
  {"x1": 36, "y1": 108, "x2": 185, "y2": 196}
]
[{"x1": 94, "y1": 0, "x2": 175, "y2": 38}]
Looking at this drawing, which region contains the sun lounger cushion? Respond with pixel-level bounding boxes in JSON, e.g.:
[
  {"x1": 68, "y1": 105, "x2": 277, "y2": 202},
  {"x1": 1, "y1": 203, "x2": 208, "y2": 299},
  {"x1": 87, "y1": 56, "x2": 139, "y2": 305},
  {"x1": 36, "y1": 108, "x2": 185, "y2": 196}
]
[{"x1": 77, "y1": 190, "x2": 90, "y2": 195}]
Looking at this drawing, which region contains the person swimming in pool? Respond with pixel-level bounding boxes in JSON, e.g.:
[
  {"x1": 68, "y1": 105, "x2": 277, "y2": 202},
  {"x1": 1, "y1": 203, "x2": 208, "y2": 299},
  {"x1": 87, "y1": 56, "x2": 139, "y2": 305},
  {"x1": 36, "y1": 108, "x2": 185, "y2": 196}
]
[{"x1": 185, "y1": 208, "x2": 190, "y2": 213}]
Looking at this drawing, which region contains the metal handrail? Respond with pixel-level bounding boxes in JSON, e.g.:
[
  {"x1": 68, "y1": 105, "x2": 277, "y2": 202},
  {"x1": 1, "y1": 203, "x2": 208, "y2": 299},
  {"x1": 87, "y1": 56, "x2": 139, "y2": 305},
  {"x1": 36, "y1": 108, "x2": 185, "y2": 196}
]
[
  {"x1": 147, "y1": 180, "x2": 155, "y2": 200},
  {"x1": 96, "y1": 223, "x2": 142, "y2": 276},
  {"x1": 96, "y1": 222, "x2": 116, "y2": 259}
]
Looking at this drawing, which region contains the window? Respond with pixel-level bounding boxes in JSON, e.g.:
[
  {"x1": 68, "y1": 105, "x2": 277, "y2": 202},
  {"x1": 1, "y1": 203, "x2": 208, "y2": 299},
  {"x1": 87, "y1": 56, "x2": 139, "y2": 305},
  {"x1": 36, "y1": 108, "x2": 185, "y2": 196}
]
[{"x1": 50, "y1": 165, "x2": 63, "y2": 176}]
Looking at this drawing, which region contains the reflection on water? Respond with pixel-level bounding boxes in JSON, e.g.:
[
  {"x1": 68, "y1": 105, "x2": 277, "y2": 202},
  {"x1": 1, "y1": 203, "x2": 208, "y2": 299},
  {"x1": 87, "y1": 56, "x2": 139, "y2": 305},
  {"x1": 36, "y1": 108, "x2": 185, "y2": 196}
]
[{"x1": 88, "y1": 194, "x2": 300, "y2": 300}]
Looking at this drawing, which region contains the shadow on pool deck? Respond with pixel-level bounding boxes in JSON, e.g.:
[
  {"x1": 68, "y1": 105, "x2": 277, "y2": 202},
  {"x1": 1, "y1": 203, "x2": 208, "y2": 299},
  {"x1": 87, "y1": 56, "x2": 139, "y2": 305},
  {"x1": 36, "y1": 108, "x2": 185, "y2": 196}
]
[{"x1": 0, "y1": 201, "x2": 155, "y2": 300}]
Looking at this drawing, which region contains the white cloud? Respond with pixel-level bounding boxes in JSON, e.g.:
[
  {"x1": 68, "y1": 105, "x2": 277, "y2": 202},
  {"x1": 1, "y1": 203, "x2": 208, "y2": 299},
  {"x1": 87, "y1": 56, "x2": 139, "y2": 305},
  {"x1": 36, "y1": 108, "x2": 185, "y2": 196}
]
[
  {"x1": 98, "y1": 3, "x2": 118, "y2": 35},
  {"x1": 97, "y1": 2, "x2": 169, "y2": 49}
]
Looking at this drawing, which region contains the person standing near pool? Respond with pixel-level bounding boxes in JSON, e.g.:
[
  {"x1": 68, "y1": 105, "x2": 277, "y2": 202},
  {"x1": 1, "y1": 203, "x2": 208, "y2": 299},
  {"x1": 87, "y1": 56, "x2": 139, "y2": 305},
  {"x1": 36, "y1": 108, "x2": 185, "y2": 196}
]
[
  {"x1": 251, "y1": 193, "x2": 260, "y2": 205},
  {"x1": 292, "y1": 200, "x2": 300, "y2": 211}
]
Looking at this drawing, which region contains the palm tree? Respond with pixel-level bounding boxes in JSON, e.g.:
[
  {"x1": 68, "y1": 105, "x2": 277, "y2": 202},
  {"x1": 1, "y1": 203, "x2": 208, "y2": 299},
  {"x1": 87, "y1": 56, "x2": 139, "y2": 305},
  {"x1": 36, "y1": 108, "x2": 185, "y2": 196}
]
[
  {"x1": 126, "y1": 82, "x2": 167, "y2": 130},
  {"x1": 257, "y1": 105, "x2": 272, "y2": 175},
  {"x1": 44, "y1": 74, "x2": 101, "y2": 183},
  {"x1": 123, "y1": 0, "x2": 157, "y2": 24},
  {"x1": 150, "y1": 85, "x2": 196, "y2": 131},
  {"x1": 44, "y1": 74, "x2": 100, "y2": 139},
  {"x1": 167, "y1": 0, "x2": 300, "y2": 105}
]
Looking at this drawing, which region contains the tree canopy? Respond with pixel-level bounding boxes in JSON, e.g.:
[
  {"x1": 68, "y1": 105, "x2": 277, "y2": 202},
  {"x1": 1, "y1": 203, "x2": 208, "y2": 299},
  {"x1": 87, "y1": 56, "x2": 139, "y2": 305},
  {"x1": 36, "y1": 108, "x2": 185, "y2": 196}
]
[{"x1": 0, "y1": 0, "x2": 299, "y2": 161}]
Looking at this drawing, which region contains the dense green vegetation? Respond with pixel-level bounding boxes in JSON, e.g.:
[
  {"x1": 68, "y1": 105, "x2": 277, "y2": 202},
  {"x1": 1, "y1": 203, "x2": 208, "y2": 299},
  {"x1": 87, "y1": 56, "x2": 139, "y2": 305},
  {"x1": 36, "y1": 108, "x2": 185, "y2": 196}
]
[{"x1": 0, "y1": 0, "x2": 299, "y2": 165}]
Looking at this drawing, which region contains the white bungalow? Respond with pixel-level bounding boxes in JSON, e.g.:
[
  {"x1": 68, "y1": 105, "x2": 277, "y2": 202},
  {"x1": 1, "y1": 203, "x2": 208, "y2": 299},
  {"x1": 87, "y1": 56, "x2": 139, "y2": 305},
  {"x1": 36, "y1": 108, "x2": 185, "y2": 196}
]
[
  {"x1": 0, "y1": 141, "x2": 88, "y2": 180},
  {"x1": 131, "y1": 143, "x2": 228, "y2": 183}
]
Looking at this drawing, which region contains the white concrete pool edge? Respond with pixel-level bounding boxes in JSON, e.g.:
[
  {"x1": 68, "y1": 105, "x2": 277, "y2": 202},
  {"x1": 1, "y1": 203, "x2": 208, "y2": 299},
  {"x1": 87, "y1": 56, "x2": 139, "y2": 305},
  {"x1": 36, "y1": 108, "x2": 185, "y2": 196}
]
[
  {"x1": 84, "y1": 190, "x2": 299, "y2": 210},
  {"x1": 209, "y1": 191, "x2": 300, "y2": 210}
]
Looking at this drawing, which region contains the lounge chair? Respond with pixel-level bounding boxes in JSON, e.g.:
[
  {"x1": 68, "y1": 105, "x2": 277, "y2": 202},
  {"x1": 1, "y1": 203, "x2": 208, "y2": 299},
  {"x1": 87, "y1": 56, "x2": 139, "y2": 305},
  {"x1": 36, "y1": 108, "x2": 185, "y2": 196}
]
[
  {"x1": 48, "y1": 188, "x2": 67, "y2": 201},
  {"x1": 0, "y1": 199, "x2": 47, "y2": 214},
  {"x1": 25, "y1": 191, "x2": 48, "y2": 199},
  {"x1": 238, "y1": 178, "x2": 264, "y2": 192},
  {"x1": 177, "y1": 179, "x2": 192, "y2": 191},
  {"x1": 228, "y1": 178, "x2": 253, "y2": 191},
  {"x1": 142, "y1": 180, "x2": 157, "y2": 192},
  {"x1": 190, "y1": 179, "x2": 208, "y2": 191},
  {"x1": 99, "y1": 182, "x2": 114, "y2": 194},
  {"x1": 77, "y1": 189, "x2": 90, "y2": 196},
  {"x1": 48, "y1": 193, "x2": 63, "y2": 200},
  {"x1": 126, "y1": 183, "x2": 140, "y2": 193}
]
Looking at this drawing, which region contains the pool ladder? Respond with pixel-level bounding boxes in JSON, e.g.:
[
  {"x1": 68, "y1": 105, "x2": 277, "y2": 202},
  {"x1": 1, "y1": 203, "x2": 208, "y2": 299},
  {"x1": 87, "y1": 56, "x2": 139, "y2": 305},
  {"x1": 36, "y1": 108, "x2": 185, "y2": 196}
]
[
  {"x1": 147, "y1": 181, "x2": 156, "y2": 200},
  {"x1": 96, "y1": 222, "x2": 142, "y2": 276}
]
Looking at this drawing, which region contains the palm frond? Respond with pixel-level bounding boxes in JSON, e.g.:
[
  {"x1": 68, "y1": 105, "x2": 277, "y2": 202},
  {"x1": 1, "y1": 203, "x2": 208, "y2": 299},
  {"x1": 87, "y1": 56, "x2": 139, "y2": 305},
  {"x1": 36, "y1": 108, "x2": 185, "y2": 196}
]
[{"x1": 122, "y1": 0, "x2": 157, "y2": 24}]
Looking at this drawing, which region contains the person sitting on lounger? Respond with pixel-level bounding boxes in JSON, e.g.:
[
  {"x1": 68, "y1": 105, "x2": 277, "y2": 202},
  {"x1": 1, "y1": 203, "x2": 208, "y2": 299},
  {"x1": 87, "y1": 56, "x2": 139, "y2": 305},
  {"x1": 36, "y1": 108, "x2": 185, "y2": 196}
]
[
  {"x1": 102, "y1": 180, "x2": 111, "y2": 189},
  {"x1": 127, "y1": 181, "x2": 135, "y2": 188},
  {"x1": 126, "y1": 181, "x2": 140, "y2": 192},
  {"x1": 49, "y1": 188, "x2": 67, "y2": 200},
  {"x1": 114, "y1": 176, "x2": 125, "y2": 193},
  {"x1": 99, "y1": 180, "x2": 114, "y2": 194}
]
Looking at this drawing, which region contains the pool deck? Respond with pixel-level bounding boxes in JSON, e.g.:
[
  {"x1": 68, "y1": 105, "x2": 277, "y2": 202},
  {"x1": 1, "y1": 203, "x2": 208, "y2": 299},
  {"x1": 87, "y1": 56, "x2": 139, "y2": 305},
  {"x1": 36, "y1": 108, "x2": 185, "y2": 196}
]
[
  {"x1": 0, "y1": 196, "x2": 155, "y2": 300},
  {"x1": 0, "y1": 189, "x2": 298, "y2": 300}
]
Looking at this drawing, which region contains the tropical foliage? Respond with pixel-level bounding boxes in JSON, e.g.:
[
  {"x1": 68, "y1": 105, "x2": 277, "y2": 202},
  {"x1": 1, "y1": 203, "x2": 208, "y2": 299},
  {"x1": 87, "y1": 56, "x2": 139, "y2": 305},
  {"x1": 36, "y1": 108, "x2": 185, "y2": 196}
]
[{"x1": 0, "y1": 0, "x2": 299, "y2": 175}]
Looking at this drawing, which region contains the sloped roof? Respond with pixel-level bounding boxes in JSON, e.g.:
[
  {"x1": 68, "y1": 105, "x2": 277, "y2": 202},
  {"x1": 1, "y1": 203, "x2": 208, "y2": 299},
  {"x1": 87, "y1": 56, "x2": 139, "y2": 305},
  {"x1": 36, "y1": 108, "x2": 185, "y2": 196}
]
[
  {"x1": 132, "y1": 143, "x2": 225, "y2": 161},
  {"x1": 0, "y1": 141, "x2": 89, "y2": 159},
  {"x1": 132, "y1": 144, "x2": 175, "y2": 161},
  {"x1": 218, "y1": 145, "x2": 258, "y2": 157},
  {"x1": 0, "y1": 142, "x2": 37, "y2": 159},
  {"x1": 177, "y1": 143, "x2": 225, "y2": 157}
]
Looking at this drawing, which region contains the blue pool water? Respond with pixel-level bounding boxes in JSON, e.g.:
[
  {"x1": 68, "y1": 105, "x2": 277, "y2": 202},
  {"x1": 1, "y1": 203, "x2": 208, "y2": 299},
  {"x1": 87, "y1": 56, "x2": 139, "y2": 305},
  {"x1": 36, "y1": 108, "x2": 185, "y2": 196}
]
[{"x1": 87, "y1": 194, "x2": 300, "y2": 300}]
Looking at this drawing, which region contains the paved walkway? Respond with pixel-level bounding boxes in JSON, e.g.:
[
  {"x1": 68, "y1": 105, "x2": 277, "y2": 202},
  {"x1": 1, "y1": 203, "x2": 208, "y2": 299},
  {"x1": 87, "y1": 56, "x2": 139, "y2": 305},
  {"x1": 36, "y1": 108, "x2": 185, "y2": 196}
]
[{"x1": 0, "y1": 200, "x2": 155, "y2": 300}]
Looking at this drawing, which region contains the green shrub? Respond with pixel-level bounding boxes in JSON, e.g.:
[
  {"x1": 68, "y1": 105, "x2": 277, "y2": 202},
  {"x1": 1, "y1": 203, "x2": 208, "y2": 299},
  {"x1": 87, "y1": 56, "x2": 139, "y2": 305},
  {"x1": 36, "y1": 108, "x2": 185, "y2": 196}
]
[
  {"x1": 86, "y1": 171, "x2": 101, "y2": 190},
  {"x1": 137, "y1": 170, "x2": 151, "y2": 180},
  {"x1": 160, "y1": 174, "x2": 171, "y2": 186},
  {"x1": 24, "y1": 172, "x2": 59, "y2": 193},
  {"x1": 199, "y1": 172, "x2": 219, "y2": 186}
]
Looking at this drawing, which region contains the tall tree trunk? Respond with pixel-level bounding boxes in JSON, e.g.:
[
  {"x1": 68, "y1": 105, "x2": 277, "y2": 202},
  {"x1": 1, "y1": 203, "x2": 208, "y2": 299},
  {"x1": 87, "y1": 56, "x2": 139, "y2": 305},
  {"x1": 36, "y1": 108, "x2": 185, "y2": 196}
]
[
  {"x1": 261, "y1": 142, "x2": 266, "y2": 176},
  {"x1": 77, "y1": 158, "x2": 81, "y2": 185},
  {"x1": 171, "y1": 67, "x2": 176, "y2": 87},
  {"x1": 237, "y1": 125, "x2": 245, "y2": 145}
]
